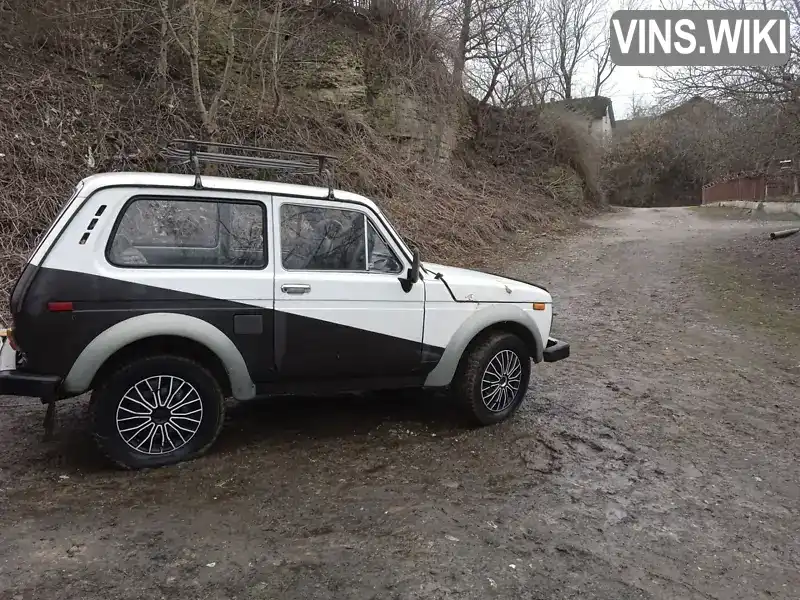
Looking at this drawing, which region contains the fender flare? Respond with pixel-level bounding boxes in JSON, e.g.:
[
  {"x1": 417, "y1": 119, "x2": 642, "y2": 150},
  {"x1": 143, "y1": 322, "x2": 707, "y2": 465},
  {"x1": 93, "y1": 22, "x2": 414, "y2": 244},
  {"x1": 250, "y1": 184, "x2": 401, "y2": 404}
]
[
  {"x1": 423, "y1": 304, "x2": 544, "y2": 388},
  {"x1": 62, "y1": 312, "x2": 256, "y2": 400}
]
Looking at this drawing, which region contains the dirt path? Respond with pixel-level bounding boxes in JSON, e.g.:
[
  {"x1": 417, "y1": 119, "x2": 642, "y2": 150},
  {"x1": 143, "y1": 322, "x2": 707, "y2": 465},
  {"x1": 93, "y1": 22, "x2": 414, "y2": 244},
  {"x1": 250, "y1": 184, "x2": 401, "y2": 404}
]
[{"x1": 1, "y1": 207, "x2": 798, "y2": 600}]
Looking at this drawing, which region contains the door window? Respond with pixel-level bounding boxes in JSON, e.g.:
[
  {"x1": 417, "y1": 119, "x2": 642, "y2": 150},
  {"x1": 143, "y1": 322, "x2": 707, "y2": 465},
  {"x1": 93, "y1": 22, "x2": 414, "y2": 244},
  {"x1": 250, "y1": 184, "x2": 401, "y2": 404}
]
[
  {"x1": 280, "y1": 204, "x2": 366, "y2": 271},
  {"x1": 280, "y1": 203, "x2": 405, "y2": 274},
  {"x1": 367, "y1": 221, "x2": 403, "y2": 274}
]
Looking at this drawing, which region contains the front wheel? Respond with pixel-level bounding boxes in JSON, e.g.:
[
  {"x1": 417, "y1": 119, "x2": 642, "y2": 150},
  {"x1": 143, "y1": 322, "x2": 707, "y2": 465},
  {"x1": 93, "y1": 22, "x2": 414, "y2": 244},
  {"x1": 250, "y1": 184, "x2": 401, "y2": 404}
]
[
  {"x1": 91, "y1": 355, "x2": 226, "y2": 469},
  {"x1": 453, "y1": 332, "x2": 531, "y2": 425}
]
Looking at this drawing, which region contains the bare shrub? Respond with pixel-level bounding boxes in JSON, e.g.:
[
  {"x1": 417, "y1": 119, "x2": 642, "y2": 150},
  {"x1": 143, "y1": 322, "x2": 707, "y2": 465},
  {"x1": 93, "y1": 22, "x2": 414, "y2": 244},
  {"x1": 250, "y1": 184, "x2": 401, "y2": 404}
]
[
  {"x1": 602, "y1": 120, "x2": 709, "y2": 207},
  {"x1": 535, "y1": 107, "x2": 603, "y2": 204},
  {"x1": 603, "y1": 101, "x2": 798, "y2": 207},
  {"x1": 0, "y1": 0, "x2": 592, "y2": 324},
  {"x1": 470, "y1": 101, "x2": 604, "y2": 205}
]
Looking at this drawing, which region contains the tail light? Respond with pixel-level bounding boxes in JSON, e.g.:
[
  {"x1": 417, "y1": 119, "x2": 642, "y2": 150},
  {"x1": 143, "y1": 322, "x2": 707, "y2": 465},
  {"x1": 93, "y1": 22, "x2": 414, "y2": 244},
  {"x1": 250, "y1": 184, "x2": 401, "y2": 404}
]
[{"x1": 47, "y1": 301, "x2": 73, "y2": 312}]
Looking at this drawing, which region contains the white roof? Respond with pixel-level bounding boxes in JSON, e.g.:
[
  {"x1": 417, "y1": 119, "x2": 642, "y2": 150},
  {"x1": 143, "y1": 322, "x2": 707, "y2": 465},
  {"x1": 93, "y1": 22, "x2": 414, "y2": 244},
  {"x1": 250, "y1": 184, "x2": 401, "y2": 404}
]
[
  {"x1": 78, "y1": 171, "x2": 381, "y2": 212},
  {"x1": 75, "y1": 171, "x2": 415, "y2": 260}
]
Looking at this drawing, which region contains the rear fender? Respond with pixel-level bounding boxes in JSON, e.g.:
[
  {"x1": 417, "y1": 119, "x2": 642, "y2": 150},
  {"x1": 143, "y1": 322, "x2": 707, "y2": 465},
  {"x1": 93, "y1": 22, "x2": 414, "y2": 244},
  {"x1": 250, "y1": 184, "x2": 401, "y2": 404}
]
[{"x1": 62, "y1": 312, "x2": 256, "y2": 399}]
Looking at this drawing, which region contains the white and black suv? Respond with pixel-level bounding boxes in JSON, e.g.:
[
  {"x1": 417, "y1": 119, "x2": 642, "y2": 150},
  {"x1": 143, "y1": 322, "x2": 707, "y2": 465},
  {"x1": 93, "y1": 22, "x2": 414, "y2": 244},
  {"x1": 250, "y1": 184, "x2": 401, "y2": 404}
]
[{"x1": 0, "y1": 140, "x2": 569, "y2": 469}]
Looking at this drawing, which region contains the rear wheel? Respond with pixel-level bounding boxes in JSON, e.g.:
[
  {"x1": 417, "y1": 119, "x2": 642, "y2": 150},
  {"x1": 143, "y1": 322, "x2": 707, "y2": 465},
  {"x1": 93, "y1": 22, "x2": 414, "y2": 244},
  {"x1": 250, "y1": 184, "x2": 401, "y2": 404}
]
[
  {"x1": 453, "y1": 332, "x2": 531, "y2": 425},
  {"x1": 91, "y1": 355, "x2": 225, "y2": 469}
]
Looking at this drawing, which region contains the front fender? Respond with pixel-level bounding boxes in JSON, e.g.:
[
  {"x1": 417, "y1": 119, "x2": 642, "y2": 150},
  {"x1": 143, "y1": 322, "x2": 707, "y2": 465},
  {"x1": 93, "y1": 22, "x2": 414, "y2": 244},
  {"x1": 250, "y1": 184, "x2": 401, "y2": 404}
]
[
  {"x1": 62, "y1": 312, "x2": 256, "y2": 399},
  {"x1": 423, "y1": 303, "x2": 544, "y2": 388}
]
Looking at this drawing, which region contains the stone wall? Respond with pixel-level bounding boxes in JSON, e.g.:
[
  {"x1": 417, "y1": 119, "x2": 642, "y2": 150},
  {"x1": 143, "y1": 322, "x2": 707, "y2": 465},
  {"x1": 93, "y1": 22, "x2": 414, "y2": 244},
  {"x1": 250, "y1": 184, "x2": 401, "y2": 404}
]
[{"x1": 286, "y1": 33, "x2": 454, "y2": 162}]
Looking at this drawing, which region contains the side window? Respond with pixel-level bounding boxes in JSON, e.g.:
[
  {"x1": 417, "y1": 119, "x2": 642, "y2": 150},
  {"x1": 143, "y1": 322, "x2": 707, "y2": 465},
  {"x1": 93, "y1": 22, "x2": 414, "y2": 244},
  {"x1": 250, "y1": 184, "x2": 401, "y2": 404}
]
[
  {"x1": 280, "y1": 204, "x2": 366, "y2": 271},
  {"x1": 367, "y1": 220, "x2": 403, "y2": 274},
  {"x1": 108, "y1": 197, "x2": 266, "y2": 268}
]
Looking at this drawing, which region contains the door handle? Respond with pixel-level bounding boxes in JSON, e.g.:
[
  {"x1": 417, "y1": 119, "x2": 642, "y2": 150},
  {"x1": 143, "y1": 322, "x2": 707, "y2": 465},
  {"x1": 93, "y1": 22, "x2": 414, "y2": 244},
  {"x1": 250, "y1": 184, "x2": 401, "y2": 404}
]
[{"x1": 281, "y1": 283, "x2": 311, "y2": 295}]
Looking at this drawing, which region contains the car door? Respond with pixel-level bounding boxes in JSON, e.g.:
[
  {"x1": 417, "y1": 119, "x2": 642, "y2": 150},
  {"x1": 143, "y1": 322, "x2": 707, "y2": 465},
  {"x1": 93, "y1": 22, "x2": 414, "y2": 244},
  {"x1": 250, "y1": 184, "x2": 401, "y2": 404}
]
[{"x1": 272, "y1": 197, "x2": 425, "y2": 382}]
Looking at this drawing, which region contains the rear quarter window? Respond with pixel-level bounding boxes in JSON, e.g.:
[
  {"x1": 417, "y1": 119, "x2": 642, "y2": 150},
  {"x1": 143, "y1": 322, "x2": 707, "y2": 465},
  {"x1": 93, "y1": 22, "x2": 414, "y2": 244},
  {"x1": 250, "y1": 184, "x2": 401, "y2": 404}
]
[
  {"x1": 107, "y1": 196, "x2": 266, "y2": 269},
  {"x1": 115, "y1": 198, "x2": 220, "y2": 248}
]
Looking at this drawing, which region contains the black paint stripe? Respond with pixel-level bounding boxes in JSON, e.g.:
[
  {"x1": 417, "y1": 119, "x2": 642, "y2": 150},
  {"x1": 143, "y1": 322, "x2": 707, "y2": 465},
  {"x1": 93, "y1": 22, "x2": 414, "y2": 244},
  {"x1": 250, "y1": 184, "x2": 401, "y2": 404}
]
[{"x1": 11, "y1": 266, "x2": 444, "y2": 389}]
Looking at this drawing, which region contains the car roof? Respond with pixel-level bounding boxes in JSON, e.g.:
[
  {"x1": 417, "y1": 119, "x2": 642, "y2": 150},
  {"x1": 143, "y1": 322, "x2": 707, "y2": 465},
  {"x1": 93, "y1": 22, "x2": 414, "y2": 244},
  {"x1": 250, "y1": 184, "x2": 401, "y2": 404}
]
[{"x1": 78, "y1": 171, "x2": 382, "y2": 212}]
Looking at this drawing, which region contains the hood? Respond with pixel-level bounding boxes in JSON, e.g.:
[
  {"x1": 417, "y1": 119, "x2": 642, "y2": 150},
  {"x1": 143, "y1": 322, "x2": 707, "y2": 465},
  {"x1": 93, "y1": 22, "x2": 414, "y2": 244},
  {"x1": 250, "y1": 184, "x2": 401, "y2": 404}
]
[{"x1": 423, "y1": 262, "x2": 551, "y2": 303}]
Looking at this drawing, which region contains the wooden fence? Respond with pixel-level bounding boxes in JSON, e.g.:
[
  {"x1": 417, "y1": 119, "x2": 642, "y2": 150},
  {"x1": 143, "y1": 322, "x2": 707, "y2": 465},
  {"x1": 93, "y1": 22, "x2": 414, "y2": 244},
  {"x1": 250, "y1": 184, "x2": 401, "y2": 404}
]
[{"x1": 701, "y1": 173, "x2": 799, "y2": 204}]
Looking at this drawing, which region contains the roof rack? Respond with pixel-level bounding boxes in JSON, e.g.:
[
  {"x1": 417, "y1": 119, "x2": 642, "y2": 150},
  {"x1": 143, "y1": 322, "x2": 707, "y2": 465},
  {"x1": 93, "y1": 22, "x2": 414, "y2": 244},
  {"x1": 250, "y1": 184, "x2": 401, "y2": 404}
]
[{"x1": 162, "y1": 139, "x2": 339, "y2": 197}]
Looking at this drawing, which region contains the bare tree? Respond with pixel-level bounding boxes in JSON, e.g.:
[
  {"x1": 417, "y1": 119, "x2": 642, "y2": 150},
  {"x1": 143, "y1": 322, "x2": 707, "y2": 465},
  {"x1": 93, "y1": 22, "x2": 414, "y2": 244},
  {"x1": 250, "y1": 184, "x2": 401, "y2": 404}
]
[
  {"x1": 543, "y1": 0, "x2": 604, "y2": 100},
  {"x1": 268, "y1": 0, "x2": 284, "y2": 115},
  {"x1": 589, "y1": 37, "x2": 615, "y2": 97},
  {"x1": 626, "y1": 92, "x2": 659, "y2": 118},
  {"x1": 463, "y1": 0, "x2": 528, "y2": 105},
  {"x1": 451, "y1": 0, "x2": 520, "y2": 100},
  {"x1": 452, "y1": 0, "x2": 473, "y2": 94},
  {"x1": 160, "y1": 0, "x2": 240, "y2": 137},
  {"x1": 654, "y1": 0, "x2": 800, "y2": 106},
  {"x1": 157, "y1": 0, "x2": 170, "y2": 94},
  {"x1": 448, "y1": 0, "x2": 555, "y2": 107},
  {"x1": 503, "y1": 0, "x2": 551, "y2": 105}
]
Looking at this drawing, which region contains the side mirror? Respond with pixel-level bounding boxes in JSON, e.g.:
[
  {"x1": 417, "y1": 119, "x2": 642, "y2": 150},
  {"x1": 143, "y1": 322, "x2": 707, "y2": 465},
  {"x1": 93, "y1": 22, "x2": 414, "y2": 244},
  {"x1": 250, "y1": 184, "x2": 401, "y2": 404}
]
[{"x1": 399, "y1": 248, "x2": 421, "y2": 293}]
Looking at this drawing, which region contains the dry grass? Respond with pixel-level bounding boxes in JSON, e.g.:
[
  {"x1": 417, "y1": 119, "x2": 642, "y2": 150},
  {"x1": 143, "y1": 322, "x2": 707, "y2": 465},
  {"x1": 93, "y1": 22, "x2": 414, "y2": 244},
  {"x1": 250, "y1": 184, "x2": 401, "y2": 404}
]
[
  {"x1": 0, "y1": 0, "x2": 597, "y2": 324},
  {"x1": 468, "y1": 102, "x2": 604, "y2": 206},
  {"x1": 695, "y1": 232, "x2": 800, "y2": 353},
  {"x1": 690, "y1": 205, "x2": 800, "y2": 222}
]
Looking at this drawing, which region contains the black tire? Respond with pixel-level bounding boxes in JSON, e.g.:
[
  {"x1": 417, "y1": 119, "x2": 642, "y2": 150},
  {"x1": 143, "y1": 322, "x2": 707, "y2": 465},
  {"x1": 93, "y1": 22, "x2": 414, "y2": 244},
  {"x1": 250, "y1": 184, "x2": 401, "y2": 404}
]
[
  {"x1": 453, "y1": 332, "x2": 532, "y2": 426},
  {"x1": 91, "y1": 355, "x2": 225, "y2": 469}
]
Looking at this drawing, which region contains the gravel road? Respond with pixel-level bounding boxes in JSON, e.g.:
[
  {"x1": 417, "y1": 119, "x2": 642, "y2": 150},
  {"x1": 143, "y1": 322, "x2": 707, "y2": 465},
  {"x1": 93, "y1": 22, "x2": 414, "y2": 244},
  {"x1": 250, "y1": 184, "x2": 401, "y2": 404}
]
[{"x1": 1, "y1": 206, "x2": 798, "y2": 600}]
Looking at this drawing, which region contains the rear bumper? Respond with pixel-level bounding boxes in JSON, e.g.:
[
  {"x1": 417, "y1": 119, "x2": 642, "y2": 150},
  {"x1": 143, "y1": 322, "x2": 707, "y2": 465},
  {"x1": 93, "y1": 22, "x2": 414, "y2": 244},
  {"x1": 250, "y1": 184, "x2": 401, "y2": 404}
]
[
  {"x1": 0, "y1": 332, "x2": 62, "y2": 399},
  {"x1": 543, "y1": 337, "x2": 570, "y2": 362},
  {"x1": 0, "y1": 370, "x2": 61, "y2": 398}
]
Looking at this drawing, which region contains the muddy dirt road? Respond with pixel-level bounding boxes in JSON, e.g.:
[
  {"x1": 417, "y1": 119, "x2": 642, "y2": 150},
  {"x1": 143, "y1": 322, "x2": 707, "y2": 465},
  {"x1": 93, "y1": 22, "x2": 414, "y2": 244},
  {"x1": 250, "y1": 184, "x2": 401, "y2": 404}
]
[{"x1": 1, "y1": 207, "x2": 798, "y2": 600}]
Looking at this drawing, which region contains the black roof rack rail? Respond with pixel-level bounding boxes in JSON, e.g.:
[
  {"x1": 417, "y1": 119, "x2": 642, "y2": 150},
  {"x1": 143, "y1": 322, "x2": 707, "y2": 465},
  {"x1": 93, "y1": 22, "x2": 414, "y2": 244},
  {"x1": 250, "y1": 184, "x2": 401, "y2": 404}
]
[{"x1": 162, "y1": 139, "x2": 339, "y2": 197}]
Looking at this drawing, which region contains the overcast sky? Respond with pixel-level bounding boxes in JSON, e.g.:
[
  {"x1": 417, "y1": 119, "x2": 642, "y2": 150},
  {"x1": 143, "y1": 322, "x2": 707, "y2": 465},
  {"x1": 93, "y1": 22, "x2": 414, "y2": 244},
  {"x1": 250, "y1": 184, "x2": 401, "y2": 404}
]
[
  {"x1": 606, "y1": 66, "x2": 658, "y2": 118},
  {"x1": 602, "y1": 0, "x2": 659, "y2": 118}
]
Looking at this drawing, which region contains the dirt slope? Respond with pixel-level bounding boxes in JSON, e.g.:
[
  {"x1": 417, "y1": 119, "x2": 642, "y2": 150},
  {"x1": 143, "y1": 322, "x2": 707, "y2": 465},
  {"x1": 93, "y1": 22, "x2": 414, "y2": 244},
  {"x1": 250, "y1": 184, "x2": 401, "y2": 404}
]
[{"x1": 1, "y1": 207, "x2": 798, "y2": 599}]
